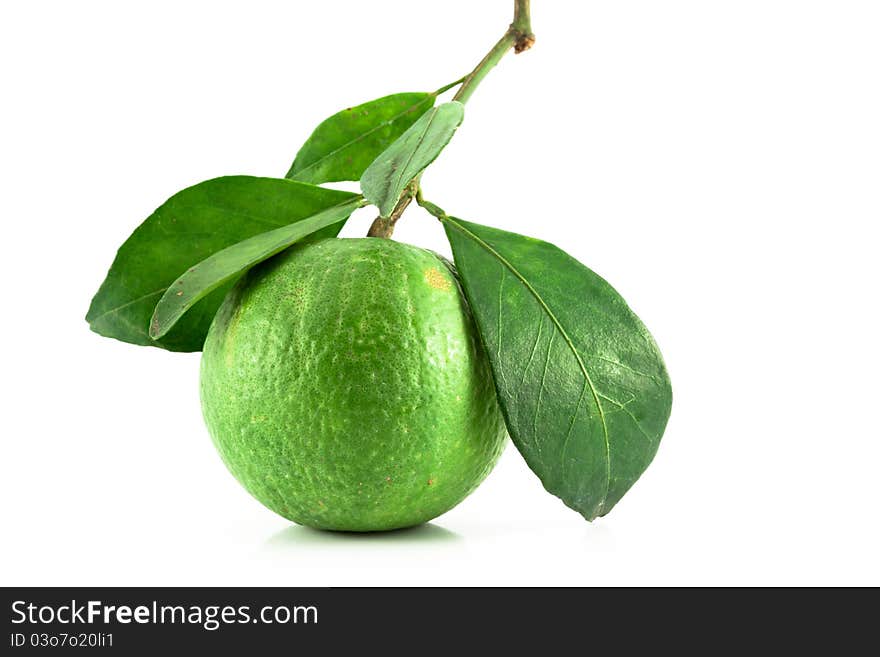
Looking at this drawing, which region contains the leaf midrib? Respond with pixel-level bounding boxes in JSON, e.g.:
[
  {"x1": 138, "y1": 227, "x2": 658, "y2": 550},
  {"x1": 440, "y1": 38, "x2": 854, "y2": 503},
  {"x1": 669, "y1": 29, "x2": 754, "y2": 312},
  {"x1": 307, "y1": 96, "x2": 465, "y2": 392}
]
[
  {"x1": 290, "y1": 95, "x2": 432, "y2": 180},
  {"x1": 382, "y1": 107, "x2": 443, "y2": 216},
  {"x1": 444, "y1": 217, "x2": 612, "y2": 514},
  {"x1": 88, "y1": 288, "x2": 165, "y2": 324},
  {"x1": 152, "y1": 196, "x2": 365, "y2": 338}
]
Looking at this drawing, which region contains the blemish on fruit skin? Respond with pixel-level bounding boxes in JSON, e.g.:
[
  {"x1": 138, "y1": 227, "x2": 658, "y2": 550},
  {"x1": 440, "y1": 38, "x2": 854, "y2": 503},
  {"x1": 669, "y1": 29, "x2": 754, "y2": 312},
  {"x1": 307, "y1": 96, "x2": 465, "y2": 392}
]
[
  {"x1": 424, "y1": 267, "x2": 451, "y2": 291},
  {"x1": 427, "y1": 478, "x2": 435, "y2": 486},
  {"x1": 222, "y1": 310, "x2": 243, "y2": 368}
]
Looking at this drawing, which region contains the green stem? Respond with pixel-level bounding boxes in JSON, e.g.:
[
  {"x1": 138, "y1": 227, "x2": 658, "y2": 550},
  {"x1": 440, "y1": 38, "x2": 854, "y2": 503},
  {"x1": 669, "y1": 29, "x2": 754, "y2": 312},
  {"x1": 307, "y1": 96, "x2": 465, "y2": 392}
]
[
  {"x1": 416, "y1": 192, "x2": 448, "y2": 221},
  {"x1": 453, "y1": 0, "x2": 534, "y2": 104},
  {"x1": 367, "y1": 1, "x2": 534, "y2": 238},
  {"x1": 367, "y1": 180, "x2": 419, "y2": 238},
  {"x1": 433, "y1": 76, "x2": 467, "y2": 96},
  {"x1": 513, "y1": 0, "x2": 534, "y2": 40}
]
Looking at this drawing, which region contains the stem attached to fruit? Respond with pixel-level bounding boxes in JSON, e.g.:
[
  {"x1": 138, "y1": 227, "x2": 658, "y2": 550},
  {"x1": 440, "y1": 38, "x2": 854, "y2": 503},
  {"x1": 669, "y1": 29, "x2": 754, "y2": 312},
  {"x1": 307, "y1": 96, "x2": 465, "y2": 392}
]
[
  {"x1": 366, "y1": 182, "x2": 417, "y2": 238},
  {"x1": 366, "y1": 0, "x2": 534, "y2": 238}
]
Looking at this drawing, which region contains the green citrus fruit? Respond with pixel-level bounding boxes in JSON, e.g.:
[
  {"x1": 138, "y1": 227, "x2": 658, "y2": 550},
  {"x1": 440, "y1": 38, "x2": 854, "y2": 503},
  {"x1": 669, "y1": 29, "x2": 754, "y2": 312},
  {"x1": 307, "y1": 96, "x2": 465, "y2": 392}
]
[{"x1": 200, "y1": 237, "x2": 507, "y2": 531}]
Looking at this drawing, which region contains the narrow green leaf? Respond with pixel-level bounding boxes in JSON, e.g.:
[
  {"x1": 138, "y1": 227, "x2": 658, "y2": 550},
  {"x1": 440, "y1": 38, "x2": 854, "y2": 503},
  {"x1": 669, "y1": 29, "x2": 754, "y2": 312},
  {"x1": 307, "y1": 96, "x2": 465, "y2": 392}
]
[
  {"x1": 442, "y1": 217, "x2": 672, "y2": 520},
  {"x1": 287, "y1": 92, "x2": 435, "y2": 184},
  {"x1": 150, "y1": 196, "x2": 364, "y2": 339},
  {"x1": 86, "y1": 176, "x2": 357, "y2": 352},
  {"x1": 361, "y1": 101, "x2": 464, "y2": 217}
]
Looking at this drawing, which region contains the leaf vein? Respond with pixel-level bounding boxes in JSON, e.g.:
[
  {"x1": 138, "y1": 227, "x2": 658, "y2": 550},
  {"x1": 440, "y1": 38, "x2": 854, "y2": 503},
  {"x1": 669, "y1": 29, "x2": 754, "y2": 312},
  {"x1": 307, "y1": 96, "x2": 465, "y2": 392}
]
[
  {"x1": 561, "y1": 381, "x2": 590, "y2": 487},
  {"x1": 384, "y1": 108, "x2": 442, "y2": 215},
  {"x1": 586, "y1": 353, "x2": 663, "y2": 383},
  {"x1": 496, "y1": 268, "x2": 504, "y2": 363},
  {"x1": 518, "y1": 315, "x2": 544, "y2": 389},
  {"x1": 88, "y1": 288, "x2": 165, "y2": 324},
  {"x1": 533, "y1": 328, "x2": 555, "y2": 446},
  {"x1": 291, "y1": 97, "x2": 431, "y2": 180},
  {"x1": 444, "y1": 217, "x2": 613, "y2": 513},
  {"x1": 598, "y1": 393, "x2": 655, "y2": 442}
]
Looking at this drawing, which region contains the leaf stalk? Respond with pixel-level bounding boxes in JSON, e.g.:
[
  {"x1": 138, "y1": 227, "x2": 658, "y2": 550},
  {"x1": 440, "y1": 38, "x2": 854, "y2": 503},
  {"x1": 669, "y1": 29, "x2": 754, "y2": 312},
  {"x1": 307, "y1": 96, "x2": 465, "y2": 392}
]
[{"x1": 415, "y1": 191, "x2": 448, "y2": 221}]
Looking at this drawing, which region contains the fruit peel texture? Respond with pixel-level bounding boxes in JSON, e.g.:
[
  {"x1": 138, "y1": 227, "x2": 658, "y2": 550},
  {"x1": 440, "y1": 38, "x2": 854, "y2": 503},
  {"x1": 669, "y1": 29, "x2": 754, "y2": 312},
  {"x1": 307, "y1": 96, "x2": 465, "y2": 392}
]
[{"x1": 200, "y1": 238, "x2": 508, "y2": 531}]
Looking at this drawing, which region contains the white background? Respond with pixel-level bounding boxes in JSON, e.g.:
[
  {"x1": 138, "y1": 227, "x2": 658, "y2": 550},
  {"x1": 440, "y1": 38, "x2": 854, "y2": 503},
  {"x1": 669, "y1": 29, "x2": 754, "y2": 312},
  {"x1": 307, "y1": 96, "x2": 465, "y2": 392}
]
[{"x1": 2, "y1": 1, "x2": 878, "y2": 586}]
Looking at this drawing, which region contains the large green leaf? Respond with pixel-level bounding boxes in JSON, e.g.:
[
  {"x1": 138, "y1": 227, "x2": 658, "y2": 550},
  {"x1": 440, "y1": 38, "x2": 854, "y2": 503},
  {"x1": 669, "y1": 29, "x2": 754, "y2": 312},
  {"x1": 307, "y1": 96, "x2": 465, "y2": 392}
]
[
  {"x1": 442, "y1": 216, "x2": 672, "y2": 520},
  {"x1": 150, "y1": 196, "x2": 365, "y2": 339},
  {"x1": 86, "y1": 176, "x2": 357, "y2": 352},
  {"x1": 287, "y1": 92, "x2": 435, "y2": 184},
  {"x1": 361, "y1": 102, "x2": 464, "y2": 217}
]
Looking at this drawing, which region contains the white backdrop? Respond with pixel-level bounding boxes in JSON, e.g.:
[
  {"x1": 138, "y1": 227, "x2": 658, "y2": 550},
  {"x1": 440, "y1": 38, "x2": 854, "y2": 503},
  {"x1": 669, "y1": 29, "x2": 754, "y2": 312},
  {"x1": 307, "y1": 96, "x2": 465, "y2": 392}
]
[{"x1": 2, "y1": 1, "x2": 878, "y2": 586}]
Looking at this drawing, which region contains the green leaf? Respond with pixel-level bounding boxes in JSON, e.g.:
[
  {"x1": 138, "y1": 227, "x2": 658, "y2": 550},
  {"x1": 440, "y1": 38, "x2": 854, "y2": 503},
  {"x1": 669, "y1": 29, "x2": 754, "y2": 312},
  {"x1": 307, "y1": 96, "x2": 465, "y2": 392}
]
[
  {"x1": 150, "y1": 196, "x2": 364, "y2": 339},
  {"x1": 287, "y1": 92, "x2": 435, "y2": 184},
  {"x1": 442, "y1": 217, "x2": 672, "y2": 520},
  {"x1": 86, "y1": 176, "x2": 357, "y2": 352},
  {"x1": 361, "y1": 101, "x2": 464, "y2": 217}
]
